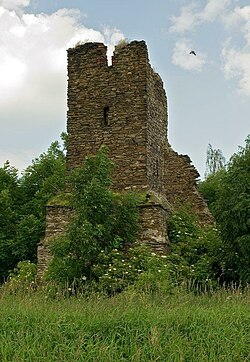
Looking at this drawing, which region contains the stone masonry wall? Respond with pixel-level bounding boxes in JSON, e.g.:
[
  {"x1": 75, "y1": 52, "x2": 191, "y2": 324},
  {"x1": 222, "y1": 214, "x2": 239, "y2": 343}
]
[
  {"x1": 66, "y1": 40, "x2": 212, "y2": 223},
  {"x1": 146, "y1": 66, "x2": 169, "y2": 196},
  {"x1": 139, "y1": 204, "x2": 170, "y2": 253},
  {"x1": 37, "y1": 206, "x2": 72, "y2": 280},
  {"x1": 162, "y1": 145, "x2": 213, "y2": 224},
  {"x1": 37, "y1": 40, "x2": 213, "y2": 279},
  {"x1": 145, "y1": 51, "x2": 212, "y2": 223},
  {"x1": 37, "y1": 202, "x2": 170, "y2": 279},
  {"x1": 67, "y1": 41, "x2": 149, "y2": 192}
]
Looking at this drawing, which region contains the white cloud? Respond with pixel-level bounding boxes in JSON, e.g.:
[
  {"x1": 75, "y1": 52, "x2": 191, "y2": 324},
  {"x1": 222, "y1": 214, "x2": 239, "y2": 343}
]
[
  {"x1": 169, "y1": 3, "x2": 199, "y2": 33},
  {"x1": 170, "y1": 0, "x2": 231, "y2": 33},
  {"x1": 0, "y1": 150, "x2": 33, "y2": 174},
  {"x1": 221, "y1": 5, "x2": 250, "y2": 96},
  {"x1": 202, "y1": 0, "x2": 231, "y2": 22},
  {"x1": 0, "y1": 6, "x2": 124, "y2": 102},
  {"x1": 0, "y1": 0, "x2": 30, "y2": 11},
  {"x1": 222, "y1": 41, "x2": 250, "y2": 96},
  {"x1": 102, "y1": 26, "x2": 125, "y2": 64},
  {"x1": 222, "y1": 6, "x2": 250, "y2": 35},
  {"x1": 172, "y1": 40, "x2": 206, "y2": 72},
  {"x1": 234, "y1": 6, "x2": 250, "y2": 44},
  {"x1": 170, "y1": 1, "x2": 250, "y2": 96},
  {"x1": 0, "y1": 3, "x2": 124, "y2": 170}
]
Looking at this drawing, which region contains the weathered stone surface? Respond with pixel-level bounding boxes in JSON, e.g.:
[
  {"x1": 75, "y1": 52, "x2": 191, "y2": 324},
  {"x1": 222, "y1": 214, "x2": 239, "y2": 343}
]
[
  {"x1": 37, "y1": 206, "x2": 72, "y2": 280},
  {"x1": 37, "y1": 40, "x2": 213, "y2": 278}
]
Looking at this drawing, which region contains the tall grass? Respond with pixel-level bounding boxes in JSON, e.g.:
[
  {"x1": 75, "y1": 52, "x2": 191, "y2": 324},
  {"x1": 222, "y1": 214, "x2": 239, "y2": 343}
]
[{"x1": 0, "y1": 287, "x2": 249, "y2": 361}]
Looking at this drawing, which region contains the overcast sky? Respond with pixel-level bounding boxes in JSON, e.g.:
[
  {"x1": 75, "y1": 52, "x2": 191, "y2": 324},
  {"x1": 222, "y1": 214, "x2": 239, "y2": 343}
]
[{"x1": 0, "y1": 0, "x2": 249, "y2": 178}]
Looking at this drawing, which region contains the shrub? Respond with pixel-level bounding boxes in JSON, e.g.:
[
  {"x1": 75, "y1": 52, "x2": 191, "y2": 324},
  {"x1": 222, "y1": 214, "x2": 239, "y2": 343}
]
[
  {"x1": 199, "y1": 135, "x2": 250, "y2": 284},
  {"x1": 167, "y1": 208, "x2": 223, "y2": 287},
  {"x1": 1, "y1": 261, "x2": 37, "y2": 294},
  {"x1": 92, "y1": 244, "x2": 172, "y2": 295},
  {"x1": 46, "y1": 147, "x2": 141, "y2": 288}
]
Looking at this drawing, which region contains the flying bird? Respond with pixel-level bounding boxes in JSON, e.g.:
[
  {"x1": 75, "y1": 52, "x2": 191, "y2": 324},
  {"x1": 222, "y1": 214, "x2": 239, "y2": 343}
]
[{"x1": 189, "y1": 50, "x2": 196, "y2": 56}]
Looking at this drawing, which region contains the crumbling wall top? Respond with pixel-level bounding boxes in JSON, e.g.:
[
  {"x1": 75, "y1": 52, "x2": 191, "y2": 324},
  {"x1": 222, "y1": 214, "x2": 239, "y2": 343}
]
[
  {"x1": 67, "y1": 40, "x2": 149, "y2": 68},
  {"x1": 67, "y1": 42, "x2": 107, "y2": 54}
]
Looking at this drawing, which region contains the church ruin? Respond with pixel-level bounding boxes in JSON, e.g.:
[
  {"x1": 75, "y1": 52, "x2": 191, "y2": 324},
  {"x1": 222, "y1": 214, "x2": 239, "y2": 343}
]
[{"x1": 37, "y1": 40, "x2": 212, "y2": 278}]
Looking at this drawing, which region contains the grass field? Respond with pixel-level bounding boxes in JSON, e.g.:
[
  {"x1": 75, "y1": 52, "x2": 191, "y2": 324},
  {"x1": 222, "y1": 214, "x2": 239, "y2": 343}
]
[{"x1": 0, "y1": 288, "x2": 249, "y2": 361}]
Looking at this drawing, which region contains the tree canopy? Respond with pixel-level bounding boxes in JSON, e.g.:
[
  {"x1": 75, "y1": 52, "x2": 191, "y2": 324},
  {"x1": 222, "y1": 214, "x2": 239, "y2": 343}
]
[
  {"x1": 204, "y1": 143, "x2": 226, "y2": 179},
  {"x1": 1, "y1": 132, "x2": 249, "y2": 287},
  {"x1": 0, "y1": 134, "x2": 66, "y2": 282},
  {"x1": 199, "y1": 135, "x2": 250, "y2": 283}
]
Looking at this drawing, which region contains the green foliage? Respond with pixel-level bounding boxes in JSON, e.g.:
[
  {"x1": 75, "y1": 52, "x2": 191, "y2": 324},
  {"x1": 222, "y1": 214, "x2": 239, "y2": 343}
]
[
  {"x1": 1, "y1": 261, "x2": 37, "y2": 294},
  {"x1": 47, "y1": 147, "x2": 141, "y2": 288},
  {"x1": 0, "y1": 162, "x2": 21, "y2": 280},
  {"x1": 13, "y1": 215, "x2": 43, "y2": 262},
  {"x1": 199, "y1": 135, "x2": 250, "y2": 283},
  {"x1": 45, "y1": 235, "x2": 83, "y2": 286},
  {"x1": 0, "y1": 162, "x2": 20, "y2": 238},
  {"x1": 0, "y1": 238, "x2": 15, "y2": 283},
  {"x1": 47, "y1": 192, "x2": 72, "y2": 207},
  {"x1": 205, "y1": 143, "x2": 226, "y2": 179},
  {"x1": 167, "y1": 208, "x2": 223, "y2": 286},
  {"x1": 0, "y1": 134, "x2": 66, "y2": 283},
  {"x1": 91, "y1": 244, "x2": 172, "y2": 295},
  {"x1": 47, "y1": 147, "x2": 226, "y2": 294},
  {"x1": 198, "y1": 169, "x2": 226, "y2": 214},
  {"x1": 20, "y1": 136, "x2": 66, "y2": 218}
]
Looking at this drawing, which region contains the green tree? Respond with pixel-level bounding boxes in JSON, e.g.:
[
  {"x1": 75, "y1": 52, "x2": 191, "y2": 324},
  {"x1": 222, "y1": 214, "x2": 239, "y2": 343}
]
[
  {"x1": 0, "y1": 134, "x2": 66, "y2": 283},
  {"x1": 167, "y1": 207, "x2": 223, "y2": 286},
  {"x1": 20, "y1": 136, "x2": 66, "y2": 219},
  {"x1": 47, "y1": 146, "x2": 141, "y2": 285},
  {"x1": 199, "y1": 136, "x2": 250, "y2": 283},
  {"x1": 205, "y1": 144, "x2": 226, "y2": 179},
  {"x1": 18, "y1": 133, "x2": 66, "y2": 257},
  {"x1": 0, "y1": 162, "x2": 21, "y2": 281}
]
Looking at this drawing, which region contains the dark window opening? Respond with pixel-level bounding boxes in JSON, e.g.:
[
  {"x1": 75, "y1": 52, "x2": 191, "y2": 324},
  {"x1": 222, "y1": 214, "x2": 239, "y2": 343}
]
[{"x1": 103, "y1": 106, "x2": 110, "y2": 126}]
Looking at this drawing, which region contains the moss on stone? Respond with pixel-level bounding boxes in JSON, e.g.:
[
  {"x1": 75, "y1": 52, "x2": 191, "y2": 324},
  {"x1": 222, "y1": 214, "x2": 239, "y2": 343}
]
[{"x1": 47, "y1": 193, "x2": 73, "y2": 207}]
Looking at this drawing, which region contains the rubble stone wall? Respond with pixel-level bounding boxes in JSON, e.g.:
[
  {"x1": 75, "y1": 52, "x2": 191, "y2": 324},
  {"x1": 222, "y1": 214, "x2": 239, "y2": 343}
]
[
  {"x1": 37, "y1": 40, "x2": 213, "y2": 279},
  {"x1": 67, "y1": 41, "x2": 149, "y2": 192},
  {"x1": 162, "y1": 146, "x2": 213, "y2": 224},
  {"x1": 37, "y1": 202, "x2": 170, "y2": 279},
  {"x1": 66, "y1": 40, "x2": 211, "y2": 221},
  {"x1": 138, "y1": 204, "x2": 170, "y2": 253},
  {"x1": 146, "y1": 66, "x2": 168, "y2": 195},
  {"x1": 37, "y1": 206, "x2": 72, "y2": 280}
]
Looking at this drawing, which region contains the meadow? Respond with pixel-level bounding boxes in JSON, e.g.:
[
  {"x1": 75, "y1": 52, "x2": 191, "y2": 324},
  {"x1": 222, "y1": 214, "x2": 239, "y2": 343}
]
[{"x1": 0, "y1": 287, "x2": 249, "y2": 361}]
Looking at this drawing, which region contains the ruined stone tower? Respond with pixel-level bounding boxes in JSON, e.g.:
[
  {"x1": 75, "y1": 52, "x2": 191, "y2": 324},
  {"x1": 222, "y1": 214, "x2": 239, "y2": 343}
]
[
  {"x1": 37, "y1": 40, "x2": 212, "y2": 278},
  {"x1": 67, "y1": 41, "x2": 167, "y2": 193}
]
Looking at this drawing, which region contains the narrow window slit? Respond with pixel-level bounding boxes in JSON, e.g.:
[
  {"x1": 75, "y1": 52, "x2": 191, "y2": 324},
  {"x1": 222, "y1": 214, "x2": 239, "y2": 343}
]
[
  {"x1": 156, "y1": 160, "x2": 159, "y2": 178},
  {"x1": 103, "y1": 106, "x2": 110, "y2": 126}
]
